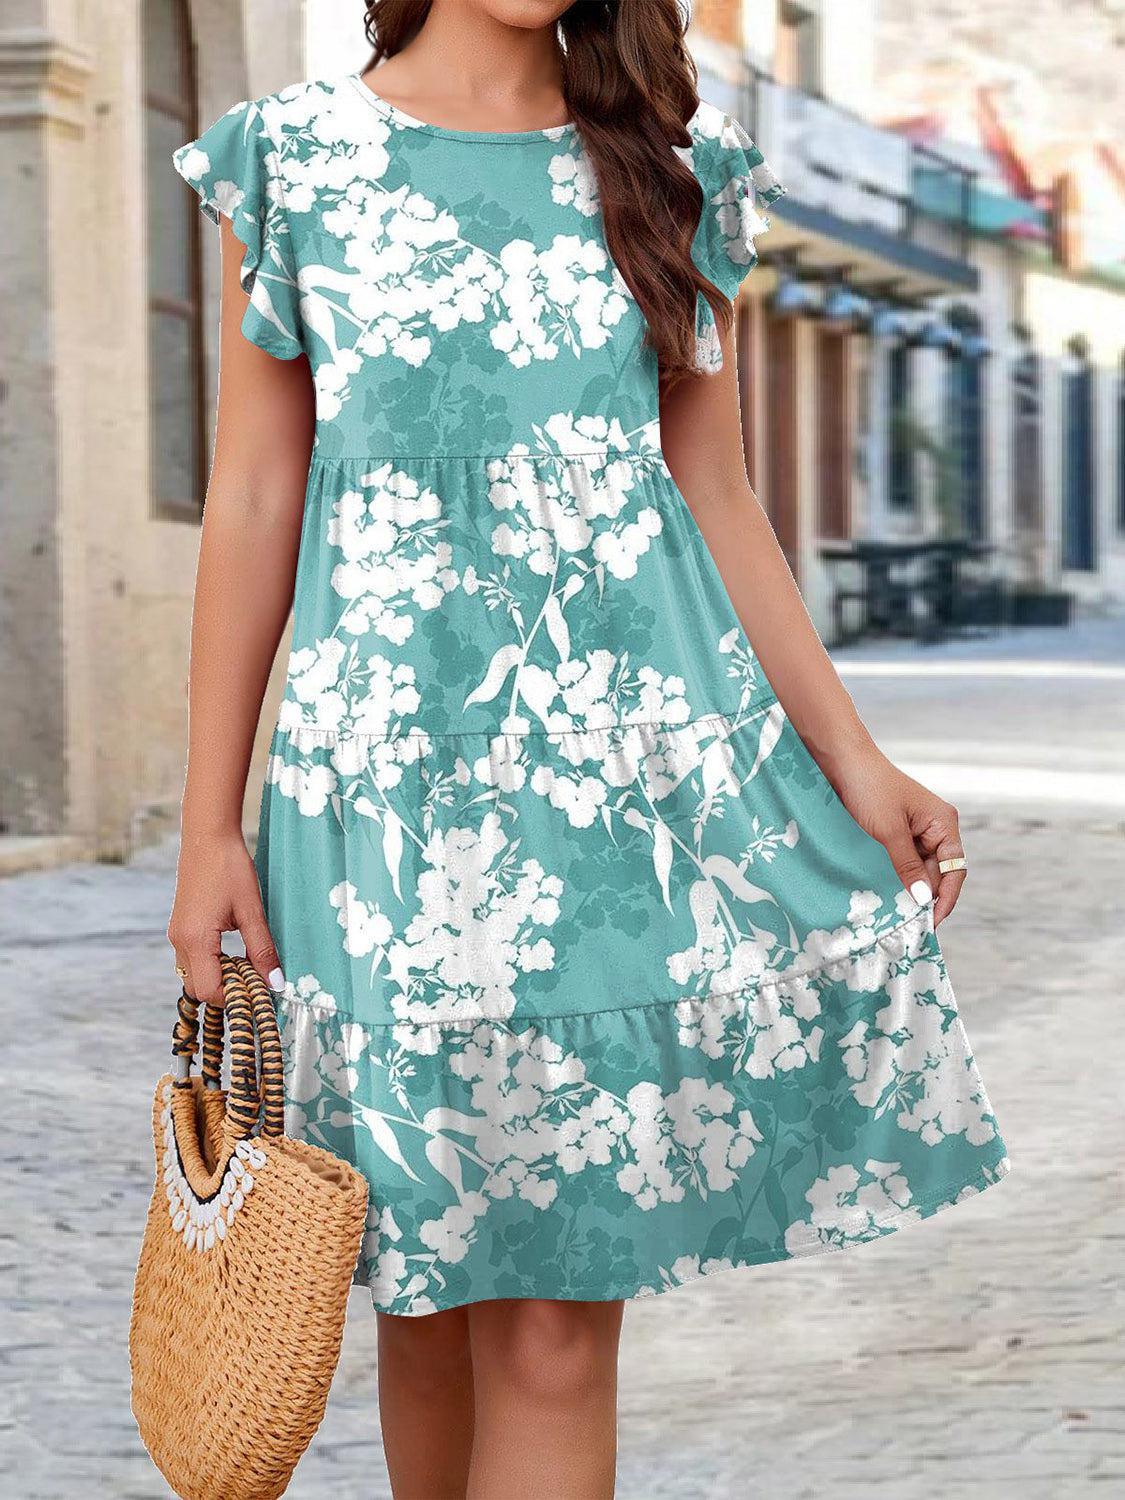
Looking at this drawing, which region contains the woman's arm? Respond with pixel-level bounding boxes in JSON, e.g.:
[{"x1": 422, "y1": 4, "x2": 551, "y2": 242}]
[
  {"x1": 659, "y1": 324, "x2": 966, "y2": 924},
  {"x1": 167, "y1": 216, "x2": 315, "y2": 1002}
]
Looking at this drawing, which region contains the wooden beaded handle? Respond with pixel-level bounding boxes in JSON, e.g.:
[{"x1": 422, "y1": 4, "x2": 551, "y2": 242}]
[
  {"x1": 171, "y1": 994, "x2": 225, "y2": 1089},
  {"x1": 220, "y1": 957, "x2": 285, "y2": 1142},
  {"x1": 170, "y1": 956, "x2": 285, "y2": 1141},
  {"x1": 243, "y1": 965, "x2": 286, "y2": 1141}
]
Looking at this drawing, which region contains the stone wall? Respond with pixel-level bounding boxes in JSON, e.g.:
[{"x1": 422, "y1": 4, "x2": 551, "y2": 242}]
[{"x1": 0, "y1": 0, "x2": 303, "y2": 855}]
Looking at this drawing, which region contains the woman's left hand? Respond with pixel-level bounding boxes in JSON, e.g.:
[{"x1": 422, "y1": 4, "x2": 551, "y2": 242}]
[{"x1": 826, "y1": 746, "x2": 967, "y2": 926}]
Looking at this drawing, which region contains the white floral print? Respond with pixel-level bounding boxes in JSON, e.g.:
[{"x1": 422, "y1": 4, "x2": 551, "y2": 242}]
[
  {"x1": 486, "y1": 414, "x2": 666, "y2": 580},
  {"x1": 382, "y1": 813, "x2": 562, "y2": 1023},
  {"x1": 784, "y1": 1160, "x2": 918, "y2": 1254},
  {"x1": 617, "y1": 1077, "x2": 763, "y2": 1209},
  {"x1": 838, "y1": 970, "x2": 999, "y2": 1147},
  {"x1": 548, "y1": 144, "x2": 599, "y2": 217},
  {"x1": 328, "y1": 464, "x2": 457, "y2": 643}
]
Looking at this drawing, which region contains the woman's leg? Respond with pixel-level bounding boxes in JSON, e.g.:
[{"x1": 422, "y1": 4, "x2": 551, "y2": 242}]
[
  {"x1": 466, "y1": 1299, "x2": 625, "y2": 1500},
  {"x1": 377, "y1": 1306, "x2": 475, "y2": 1500}
]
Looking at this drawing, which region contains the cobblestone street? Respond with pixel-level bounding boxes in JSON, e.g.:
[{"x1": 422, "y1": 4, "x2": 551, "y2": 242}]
[{"x1": 2, "y1": 622, "x2": 1122, "y2": 1499}]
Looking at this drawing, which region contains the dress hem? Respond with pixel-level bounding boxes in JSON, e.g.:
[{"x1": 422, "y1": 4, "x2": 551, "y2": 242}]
[{"x1": 362, "y1": 1151, "x2": 1010, "y2": 1316}]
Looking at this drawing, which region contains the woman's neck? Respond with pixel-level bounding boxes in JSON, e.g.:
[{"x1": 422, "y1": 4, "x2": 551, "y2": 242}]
[{"x1": 364, "y1": 0, "x2": 568, "y2": 132}]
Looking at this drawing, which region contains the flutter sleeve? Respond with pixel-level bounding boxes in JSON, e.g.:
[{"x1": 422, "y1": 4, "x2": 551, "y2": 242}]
[
  {"x1": 173, "y1": 100, "x2": 304, "y2": 361},
  {"x1": 690, "y1": 111, "x2": 785, "y2": 372}
]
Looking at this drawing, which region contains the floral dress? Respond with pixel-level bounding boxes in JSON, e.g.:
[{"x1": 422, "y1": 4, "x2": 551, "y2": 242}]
[{"x1": 174, "y1": 75, "x2": 1008, "y2": 1317}]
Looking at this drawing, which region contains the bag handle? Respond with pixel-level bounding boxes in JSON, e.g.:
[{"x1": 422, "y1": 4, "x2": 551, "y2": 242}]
[
  {"x1": 172, "y1": 993, "x2": 224, "y2": 1087},
  {"x1": 170, "y1": 956, "x2": 285, "y2": 1141}
]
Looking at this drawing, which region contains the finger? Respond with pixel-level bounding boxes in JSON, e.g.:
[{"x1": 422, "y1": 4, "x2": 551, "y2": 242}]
[
  {"x1": 188, "y1": 933, "x2": 225, "y2": 1007},
  {"x1": 880, "y1": 816, "x2": 933, "y2": 907},
  {"x1": 173, "y1": 949, "x2": 197, "y2": 1001},
  {"x1": 909, "y1": 798, "x2": 961, "y2": 863},
  {"x1": 931, "y1": 824, "x2": 968, "y2": 926},
  {"x1": 238, "y1": 901, "x2": 285, "y2": 991},
  {"x1": 933, "y1": 868, "x2": 967, "y2": 927}
]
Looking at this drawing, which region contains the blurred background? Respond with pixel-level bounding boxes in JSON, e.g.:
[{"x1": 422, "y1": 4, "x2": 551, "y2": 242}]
[{"x1": 1, "y1": 2, "x2": 1121, "y2": 1497}]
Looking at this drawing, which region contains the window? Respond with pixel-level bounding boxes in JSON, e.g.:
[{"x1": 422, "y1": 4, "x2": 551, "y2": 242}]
[
  {"x1": 947, "y1": 307, "x2": 987, "y2": 541},
  {"x1": 1062, "y1": 337, "x2": 1096, "y2": 571},
  {"x1": 1011, "y1": 331, "x2": 1043, "y2": 550},
  {"x1": 144, "y1": 0, "x2": 205, "y2": 518},
  {"x1": 888, "y1": 341, "x2": 914, "y2": 510}
]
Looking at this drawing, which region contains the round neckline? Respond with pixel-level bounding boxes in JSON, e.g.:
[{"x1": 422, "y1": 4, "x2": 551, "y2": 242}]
[{"x1": 347, "y1": 73, "x2": 574, "y2": 143}]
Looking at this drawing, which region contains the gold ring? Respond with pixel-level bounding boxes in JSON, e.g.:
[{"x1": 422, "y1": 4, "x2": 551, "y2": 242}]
[
  {"x1": 174, "y1": 964, "x2": 188, "y2": 980},
  {"x1": 938, "y1": 856, "x2": 967, "y2": 874}
]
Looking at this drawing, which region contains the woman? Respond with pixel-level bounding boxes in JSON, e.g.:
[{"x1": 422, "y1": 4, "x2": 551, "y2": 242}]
[{"x1": 168, "y1": 1, "x2": 1008, "y2": 1494}]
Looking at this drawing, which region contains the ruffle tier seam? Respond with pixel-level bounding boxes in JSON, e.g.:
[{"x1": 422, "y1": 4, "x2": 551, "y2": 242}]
[
  {"x1": 276, "y1": 904, "x2": 932, "y2": 1030},
  {"x1": 272, "y1": 701, "x2": 780, "y2": 747},
  {"x1": 307, "y1": 450, "x2": 671, "y2": 463}
]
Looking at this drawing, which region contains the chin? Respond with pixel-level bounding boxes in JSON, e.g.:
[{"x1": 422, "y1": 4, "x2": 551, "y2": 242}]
[{"x1": 476, "y1": 0, "x2": 575, "y2": 28}]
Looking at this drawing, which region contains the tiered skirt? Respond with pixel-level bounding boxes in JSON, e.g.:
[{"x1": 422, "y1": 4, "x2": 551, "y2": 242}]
[{"x1": 257, "y1": 689, "x2": 1008, "y2": 1315}]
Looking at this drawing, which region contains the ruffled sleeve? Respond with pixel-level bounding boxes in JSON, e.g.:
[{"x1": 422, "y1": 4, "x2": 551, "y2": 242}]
[
  {"x1": 173, "y1": 101, "x2": 304, "y2": 361},
  {"x1": 690, "y1": 109, "x2": 785, "y2": 372}
]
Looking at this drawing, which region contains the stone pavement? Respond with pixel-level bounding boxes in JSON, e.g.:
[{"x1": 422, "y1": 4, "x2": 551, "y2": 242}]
[
  {"x1": 2, "y1": 621, "x2": 1123, "y2": 1499},
  {"x1": 834, "y1": 617, "x2": 1125, "y2": 820}
]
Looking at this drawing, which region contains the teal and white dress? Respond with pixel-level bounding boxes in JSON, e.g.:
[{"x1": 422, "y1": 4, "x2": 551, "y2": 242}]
[{"x1": 175, "y1": 76, "x2": 1008, "y2": 1317}]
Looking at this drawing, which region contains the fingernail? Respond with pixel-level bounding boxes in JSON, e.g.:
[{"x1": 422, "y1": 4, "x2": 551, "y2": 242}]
[
  {"x1": 268, "y1": 967, "x2": 286, "y2": 991},
  {"x1": 909, "y1": 880, "x2": 933, "y2": 906}
]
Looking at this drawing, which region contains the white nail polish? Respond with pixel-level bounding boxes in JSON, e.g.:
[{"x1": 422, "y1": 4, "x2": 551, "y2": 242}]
[
  {"x1": 909, "y1": 880, "x2": 932, "y2": 906},
  {"x1": 268, "y1": 967, "x2": 286, "y2": 991}
]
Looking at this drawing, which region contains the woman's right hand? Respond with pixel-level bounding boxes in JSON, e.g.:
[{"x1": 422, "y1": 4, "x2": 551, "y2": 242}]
[{"x1": 167, "y1": 830, "x2": 284, "y2": 1005}]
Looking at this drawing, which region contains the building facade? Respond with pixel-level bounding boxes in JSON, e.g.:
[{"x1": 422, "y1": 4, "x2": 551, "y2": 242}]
[
  {"x1": 0, "y1": 0, "x2": 303, "y2": 857},
  {"x1": 691, "y1": 0, "x2": 1125, "y2": 637}
]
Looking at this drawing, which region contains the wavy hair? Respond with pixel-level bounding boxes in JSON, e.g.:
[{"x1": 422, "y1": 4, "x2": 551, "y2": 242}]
[{"x1": 362, "y1": 0, "x2": 727, "y2": 380}]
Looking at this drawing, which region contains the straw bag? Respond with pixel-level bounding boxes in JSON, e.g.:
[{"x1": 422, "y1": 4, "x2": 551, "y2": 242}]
[{"x1": 130, "y1": 956, "x2": 369, "y2": 1500}]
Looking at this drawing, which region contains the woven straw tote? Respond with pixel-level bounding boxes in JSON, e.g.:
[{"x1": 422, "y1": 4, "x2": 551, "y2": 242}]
[{"x1": 130, "y1": 956, "x2": 368, "y2": 1499}]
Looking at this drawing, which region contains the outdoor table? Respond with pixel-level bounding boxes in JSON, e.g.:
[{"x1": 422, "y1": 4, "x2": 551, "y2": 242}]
[{"x1": 820, "y1": 539, "x2": 994, "y2": 644}]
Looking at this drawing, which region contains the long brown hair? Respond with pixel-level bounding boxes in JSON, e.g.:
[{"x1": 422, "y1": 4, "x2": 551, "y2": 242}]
[{"x1": 362, "y1": 0, "x2": 728, "y2": 380}]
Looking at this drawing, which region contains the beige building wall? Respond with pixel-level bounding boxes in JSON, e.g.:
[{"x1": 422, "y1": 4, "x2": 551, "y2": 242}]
[
  {"x1": 1020, "y1": 267, "x2": 1125, "y2": 603},
  {"x1": 691, "y1": 0, "x2": 743, "y2": 51},
  {"x1": 0, "y1": 0, "x2": 303, "y2": 857}
]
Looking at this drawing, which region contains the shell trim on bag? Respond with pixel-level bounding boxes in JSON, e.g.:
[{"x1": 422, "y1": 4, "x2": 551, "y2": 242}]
[{"x1": 160, "y1": 1083, "x2": 269, "y2": 1254}]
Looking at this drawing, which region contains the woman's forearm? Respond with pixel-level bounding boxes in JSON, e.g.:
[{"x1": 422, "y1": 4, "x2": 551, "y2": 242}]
[
  {"x1": 180, "y1": 216, "x2": 314, "y2": 841},
  {"x1": 180, "y1": 486, "x2": 302, "y2": 836},
  {"x1": 169, "y1": 219, "x2": 314, "y2": 999}
]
